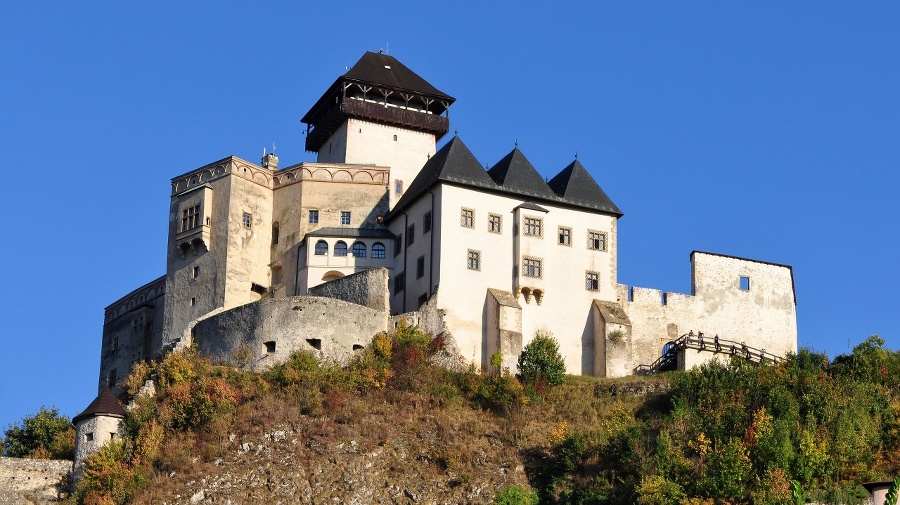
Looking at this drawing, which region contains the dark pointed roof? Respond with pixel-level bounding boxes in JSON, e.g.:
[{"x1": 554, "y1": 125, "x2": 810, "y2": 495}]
[
  {"x1": 547, "y1": 160, "x2": 622, "y2": 215},
  {"x1": 487, "y1": 148, "x2": 559, "y2": 200},
  {"x1": 343, "y1": 52, "x2": 452, "y2": 100},
  {"x1": 72, "y1": 388, "x2": 125, "y2": 425}
]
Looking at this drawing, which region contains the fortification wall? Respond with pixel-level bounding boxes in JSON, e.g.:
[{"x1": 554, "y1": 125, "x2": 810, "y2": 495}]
[
  {"x1": 193, "y1": 296, "x2": 389, "y2": 370},
  {"x1": 613, "y1": 251, "x2": 797, "y2": 374},
  {"x1": 308, "y1": 268, "x2": 390, "y2": 312},
  {"x1": 0, "y1": 457, "x2": 70, "y2": 504}
]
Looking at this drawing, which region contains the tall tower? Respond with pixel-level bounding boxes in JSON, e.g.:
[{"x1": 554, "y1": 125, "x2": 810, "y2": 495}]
[{"x1": 301, "y1": 52, "x2": 455, "y2": 209}]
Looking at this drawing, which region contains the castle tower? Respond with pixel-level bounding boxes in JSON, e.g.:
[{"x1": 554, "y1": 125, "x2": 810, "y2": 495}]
[
  {"x1": 301, "y1": 52, "x2": 455, "y2": 209},
  {"x1": 71, "y1": 388, "x2": 125, "y2": 481}
]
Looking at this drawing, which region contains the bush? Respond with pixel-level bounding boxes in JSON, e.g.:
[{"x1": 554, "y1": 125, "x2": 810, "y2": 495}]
[
  {"x1": 517, "y1": 331, "x2": 566, "y2": 395},
  {"x1": 2, "y1": 406, "x2": 74, "y2": 459},
  {"x1": 494, "y1": 484, "x2": 538, "y2": 505}
]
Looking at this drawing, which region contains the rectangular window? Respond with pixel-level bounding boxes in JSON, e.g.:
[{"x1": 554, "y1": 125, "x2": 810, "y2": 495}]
[
  {"x1": 108, "y1": 369, "x2": 117, "y2": 388},
  {"x1": 523, "y1": 216, "x2": 543, "y2": 237},
  {"x1": 423, "y1": 211, "x2": 432, "y2": 234},
  {"x1": 460, "y1": 208, "x2": 474, "y2": 228},
  {"x1": 181, "y1": 204, "x2": 200, "y2": 232},
  {"x1": 488, "y1": 213, "x2": 502, "y2": 234},
  {"x1": 522, "y1": 257, "x2": 542, "y2": 278},
  {"x1": 558, "y1": 226, "x2": 571, "y2": 246},
  {"x1": 586, "y1": 272, "x2": 599, "y2": 291},
  {"x1": 407, "y1": 224, "x2": 415, "y2": 246},
  {"x1": 739, "y1": 276, "x2": 750, "y2": 291},
  {"x1": 467, "y1": 250, "x2": 481, "y2": 271},
  {"x1": 242, "y1": 212, "x2": 252, "y2": 228},
  {"x1": 271, "y1": 223, "x2": 279, "y2": 245},
  {"x1": 309, "y1": 210, "x2": 319, "y2": 224},
  {"x1": 340, "y1": 211, "x2": 351, "y2": 225},
  {"x1": 587, "y1": 230, "x2": 607, "y2": 251},
  {"x1": 394, "y1": 272, "x2": 406, "y2": 295},
  {"x1": 192, "y1": 266, "x2": 200, "y2": 279},
  {"x1": 190, "y1": 297, "x2": 196, "y2": 306},
  {"x1": 416, "y1": 255, "x2": 425, "y2": 279},
  {"x1": 394, "y1": 234, "x2": 402, "y2": 256},
  {"x1": 395, "y1": 179, "x2": 403, "y2": 194}
]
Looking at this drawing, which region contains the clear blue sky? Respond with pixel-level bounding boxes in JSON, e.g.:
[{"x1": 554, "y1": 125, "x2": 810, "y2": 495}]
[{"x1": 1, "y1": 2, "x2": 898, "y2": 430}]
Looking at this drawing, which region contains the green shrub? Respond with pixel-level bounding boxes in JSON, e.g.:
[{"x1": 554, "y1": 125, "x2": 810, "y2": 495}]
[
  {"x1": 494, "y1": 484, "x2": 538, "y2": 505},
  {"x1": 517, "y1": 331, "x2": 566, "y2": 395}
]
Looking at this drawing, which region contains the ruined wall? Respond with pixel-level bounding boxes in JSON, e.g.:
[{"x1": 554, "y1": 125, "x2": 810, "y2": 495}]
[
  {"x1": 0, "y1": 457, "x2": 70, "y2": 504},
  {"x1": 308, "y1": 267, "x2": 390, "y2": 312},
  {"x1": 193, "y1": 296, "x2": 389, "y2": 370}
]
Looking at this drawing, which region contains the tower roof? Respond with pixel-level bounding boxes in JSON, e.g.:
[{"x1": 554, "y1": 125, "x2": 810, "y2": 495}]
[
  {"x1": 72, "y1": 388, "x2": 125, "y2": 425},
  {"x1": 487, "y1": 148, "x2": 559, "y2": 200},
  {"x1": 342, "y1": 52, "x2": 452, "y2": 100},
  {"x1": 547, "y1": 159, "x2": 622, "y2": 215}
]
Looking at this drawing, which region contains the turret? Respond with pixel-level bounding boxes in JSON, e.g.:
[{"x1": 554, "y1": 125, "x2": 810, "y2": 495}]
[{"x1": 71, "y1": 389, "x2": 125, "y2": 481}]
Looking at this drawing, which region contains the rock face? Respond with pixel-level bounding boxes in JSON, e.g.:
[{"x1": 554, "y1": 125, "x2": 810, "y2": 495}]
[{"x1": 0, "y1": 457, "x2": 70, "y2": 504}]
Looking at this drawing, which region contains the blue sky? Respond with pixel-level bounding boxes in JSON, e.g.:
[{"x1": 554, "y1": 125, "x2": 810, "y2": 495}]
[{"x1": 1, "y1": 2, "x2": 898, "y2": 430}]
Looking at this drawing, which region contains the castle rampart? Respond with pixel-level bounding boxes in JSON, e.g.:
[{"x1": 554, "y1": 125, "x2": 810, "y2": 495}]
[{"x1": 0, "y1": 457, "x2": 70, "y2": 504}]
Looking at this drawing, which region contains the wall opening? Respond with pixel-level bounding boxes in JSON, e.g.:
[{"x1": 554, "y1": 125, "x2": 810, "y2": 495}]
[
  {"x1": 352, "y1": 344, "x2": 364, "y2": 351},
  {"x1": 739, "y1": 276, "x2": 751, "y2": 291},
  {"x1": 306, "y1": 338, "x2": 322, "y2": 350},
  {"x1": 264, "y1": 341, "x2": 276, "y2": 354}
]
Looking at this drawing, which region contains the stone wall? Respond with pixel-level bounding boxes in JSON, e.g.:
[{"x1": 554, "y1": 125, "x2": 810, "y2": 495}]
[
  {"x1": 193, "y1": 296, "x2": 389, "y2": 370},
  {"x1": 0, "y1": 457, "x2": 70, "y2": 504},
  {"x1": 308, "y1": 268, "x2": 390, "y2": 312}
]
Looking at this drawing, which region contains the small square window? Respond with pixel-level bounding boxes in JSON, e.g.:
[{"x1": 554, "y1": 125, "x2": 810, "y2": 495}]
[
  {"x1": 586, "y1": 272, "x2": 599, "y2": 291},
  {"x1": 587, "y1": 230, "x2": 607, "y2": 251},
  {"x1": 467, "y1": 250, "x2": 481, "y2": 271},
  {"x1": 739, "y1": 276, "x2": 750, "y2": 291},
  {"x1": 340, "y1": 211, "x2": 351, "y2": 225},
  {"x1": 407, "y1": 224, "x2": 415, "y2": 246},
  {"x1": 309, "y1": 210, "x2": 319, "y2": 224},
  {"x1": 523, "y1": 216, "x2": 543, "y2": 237},
  {"x1": 488, "y1": 213, "x2": 502, "y2": 234},
  {"x1": 460, "y1": 208, "x2": 474, "y2": 228},
  {"x1": 242, "y1": 212, "x2": 252, "y2": 228},
  {"x1": 86, "y1": 432, "x2": 94, "y2": 442},
  {"x1": 522, "y1": 257, "x2": 542, "y2": 278},
  {"x1": 423, "y1": 211, "x2": 432, "y2": 234},
  {"x1": 416, "y1": 255, "x2": 425, "y2": 279},
  {"x1": 558, "y1": 226, "x2": 571, "y2": 246}
]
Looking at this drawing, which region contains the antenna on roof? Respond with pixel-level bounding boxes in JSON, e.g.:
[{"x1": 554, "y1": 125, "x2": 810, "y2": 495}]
[
  {"x1": 263, "y1": 147, "x2": 266, "y2": 156},
  {"x1": 515, "y1": 139, "x2": 519, "y2": 148},
  {"x1": 386, "y1": 42, "x2": 389, "y2": 54},
  {"x1": 575, "y1": 151, "x2": 578, "y2": 160},
  {"x1": 272, "y1": 142, "x2": 276, "y2": 154}
]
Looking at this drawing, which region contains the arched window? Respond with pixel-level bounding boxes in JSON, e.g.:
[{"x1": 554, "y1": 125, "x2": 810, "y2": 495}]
[
  {"x1": 372, "y1": 242, "x2": 386, "y2": 259},
  {"x1": 334, "y1": 241, "x2": 348, "y2": 257},
  {"x1": 352, "y1": 242, "x2": 366, "y2": 258},
  {"x1": 314, "y1": 240, "x2": 328, "y2": 256}
]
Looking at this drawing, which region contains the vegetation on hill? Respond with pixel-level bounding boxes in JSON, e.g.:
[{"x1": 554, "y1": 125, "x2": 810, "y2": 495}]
[
  {"x1": 73, "y1": 327, "x2": 900, "y2": 505},
  {"x1": 1, "y1": 406, "x2": 74, "y2": 460}
]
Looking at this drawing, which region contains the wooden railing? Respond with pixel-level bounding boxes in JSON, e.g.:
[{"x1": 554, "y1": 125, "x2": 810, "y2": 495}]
[{"x1": 635, "y1": 331, "x2": 783, "y2": 375}]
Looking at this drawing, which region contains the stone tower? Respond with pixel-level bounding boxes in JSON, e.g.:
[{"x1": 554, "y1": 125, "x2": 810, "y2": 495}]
[
  {"x1": 301, "y1": 51, "x2": 455, "y2": 209},
  {"x1": 71, "y1": 388, "x2": 125, "y2": 481}
]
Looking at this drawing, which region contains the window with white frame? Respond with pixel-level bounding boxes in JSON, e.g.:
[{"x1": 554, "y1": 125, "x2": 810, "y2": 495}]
[
  {"x1": 460, "y1": 208, "x2": 474, "y2": 228},
  {"x1": 242, "y1": 212, "x2": 252, "y2": 228},
  {"x1": 309, "y1": 210, "x2": 319, "y2": 224},
  {"x1": 488, "y1": 213, "x2": 502, "y2": 234},
  {"x1": 352, "y1": 242, "x2": 366, "y2": 258},
  {"x1": 523, "y1": 216, "x2": 543, "y2": 237},
  {"x1": 334, "y1": 241, "x2": 348, "y2": 257},
  {"x1": 587, "y1": 230, "x2": 607, "y2": 251},
  {"x1": 522, "y1": 257, "x2": 542, "y2": 278},
  {"x1": 340, "y1": 211, "x2": 351, "y2": 225},
  {"x1": 467, "y1": 250, "x2": 481, "y2": 271},
  {"x1": 372, "y1": 242, "x2": 386, "y2": 259},
  {"x1": 585, "y1": 271, "x2": 599, "y2": 291}
]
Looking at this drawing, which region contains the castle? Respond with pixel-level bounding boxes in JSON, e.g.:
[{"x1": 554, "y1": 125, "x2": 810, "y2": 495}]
[{"x1": 95, "y1": 51, "x2": 798, "y2": 394}]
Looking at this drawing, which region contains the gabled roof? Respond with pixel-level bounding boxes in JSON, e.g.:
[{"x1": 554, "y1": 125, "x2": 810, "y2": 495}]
[
  {"x1": 72, "y1": 388, "x2": 125, "y2": 425},
  {"x1": 547, "y1": 159, "x2": 622, "y2": 215},
  {"x1": 343, "y1": 52, "x2": 452, "y2": 100},
  {"x1": 487, "y1": 148, "x2": 559, "y2": 200}
]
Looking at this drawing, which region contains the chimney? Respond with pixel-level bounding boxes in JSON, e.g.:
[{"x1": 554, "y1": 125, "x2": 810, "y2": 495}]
[{"x1": 261, "y1": 152, "x2": 279, "y2": 170}]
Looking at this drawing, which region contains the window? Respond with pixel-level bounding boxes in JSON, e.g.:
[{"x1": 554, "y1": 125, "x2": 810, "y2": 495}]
[
  {"x1": 86, "y1": 432, "x2": 94, "y2": 442},
  {"x1": 108, "y1": 369, "x2": 117, "y2": 388},
  {"x1": 406, "y1": 224, "x2": 415, "y2": 246},
  {"x1": 416, "y1": 255, "x2": 425, "y2": 278},
  {"x1": 423, "y1": 212, "x2": 432, "y2": 234},
  {"x1": 190, "y1": 297, "x2": 196, "y2": 306},
  {"x1": 309, "y1": 210, "x2": 319, "y2": 224},
  {"x1": 314, "y1": 240, "x2": 328, "y2": 255},
  {"x1": 352, "y1": 241, "x2": 366, "y2": 258},
  {"x1": 242, "y1": 212, "x2": 252, "y2": 228},
  {"x1": 372, "y1": 242, "x2": 386, "y2": 259},
  {"x1": 522, "y1": 257, "x2": 542, "y2": 278},
  {"x1": 192, "y1": 266, "x2": 200, "y2": 278},
  {"x1": 395, "y1": 179, "x2": 403, "y2": 194},
  {"x1": 523, "y1": 216, "x2": 543, "y2": 237},
  {"x1": 739, "y1": 276, "x2": 750, "y2": 291},
  {"x1": 460, "y1": 208, "x2": 474, "y2": 228},
  {"x1": 272, "y1": 223, "x2": 279, "y2": 245},
  {"x1": 394, "y1": 272, "x2": 406, "y2": 295},
  {"x1": 586, "y1": 272, "x2": 599, "y2": 291},
  {"x1": 264, "y1": 341, "x2": 276, "y2": 354},
  {"x1": 588, "y1": 230, "x2": 607, "y2": 251},
  {"x1": 467, "y1": 250, "x2": 481, "y2": 271},
  {"x1": 334, "y1": 241, "x2": 347, "y2": 257},
  {"x1": 131, "y1": 318, "x2": 143, "y2": 337},
  {"x1": 558, "y1": 226, "x2": 571, "y2": 246},
  {"x1": 394, "y1": 234, "x2": 402, "y2": 256},
  {"x1": 340, "y1": 211, "x2": 351, "y2": 225},
  {"x1": 418, "y1": 293, "x2": 428, "y2": 306},
  {"x1": 488, "y1": 213, "x2": 502, "y2": 234},
  {"x1": 181, "y1": 205, "x2": 200, "y2": 232}
]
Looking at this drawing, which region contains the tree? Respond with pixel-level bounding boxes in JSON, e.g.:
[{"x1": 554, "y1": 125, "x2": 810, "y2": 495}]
[
  {"x1": 2, "y1": 406, "x2": 75, "y2": 459},
  {"x1": 517, "y1": 331, "x2": 566, "y2": 394}
]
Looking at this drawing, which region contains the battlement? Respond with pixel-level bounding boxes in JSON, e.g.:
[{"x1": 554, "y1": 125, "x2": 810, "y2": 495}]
[{"x1": 103, "y1": 276, "x2": 165, "y2": 323}]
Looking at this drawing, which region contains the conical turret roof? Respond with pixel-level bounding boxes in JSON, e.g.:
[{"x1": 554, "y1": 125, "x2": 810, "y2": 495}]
[{"x1": 72, "y1": 388, "x2": 125, "y2": 425}]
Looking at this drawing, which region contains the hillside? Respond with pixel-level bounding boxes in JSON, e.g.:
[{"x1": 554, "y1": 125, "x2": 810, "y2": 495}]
[{"x1": 74, "y1": 328, "x2": 900, "y2": 505}]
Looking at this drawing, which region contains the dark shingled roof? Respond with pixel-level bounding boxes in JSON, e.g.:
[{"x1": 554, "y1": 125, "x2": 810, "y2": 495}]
[
  {"x1": 306, "y1": 227, "x2": 395, "y2": 239},
  {"x1": 547, "y1": 159, "x2": 622, "y2": 215},
  {"x1": 343, "y1": 52, "x2": 452, "y2": 100},
  {"x1": 387, "y1": 136, "x2": 623, "y2": 221},
  {"x1": 72, "y1": 388, "x2": 125, "y2": 425},
  {"x1": 487, "y1": 148, "x2": 559, "y2": 200}
]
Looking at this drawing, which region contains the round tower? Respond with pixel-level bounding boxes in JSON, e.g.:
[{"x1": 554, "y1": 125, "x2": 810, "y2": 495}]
[{"x1": 71, "y1": 388, "x2": 125, "y2": 481}]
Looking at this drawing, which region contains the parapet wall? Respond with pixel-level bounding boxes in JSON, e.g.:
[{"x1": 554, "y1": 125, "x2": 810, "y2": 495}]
[
  {"x1": 0, "y1": 457, "x2": 70, "y2": 504},
  {"x1": 193, "y1": 296, "x2": 389, "y2": 370},
  {"x1": 612, "y1": 251, "x2": 797, "y2": 374},
  {"x1": 308, "y1": 267, "x2": 390, "y2": 312}
]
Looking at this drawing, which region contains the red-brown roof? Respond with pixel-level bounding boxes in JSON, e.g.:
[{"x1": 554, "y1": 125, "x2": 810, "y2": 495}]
[{"x1": 72, "y1": 388, "x2": 125, "y2": 424}]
